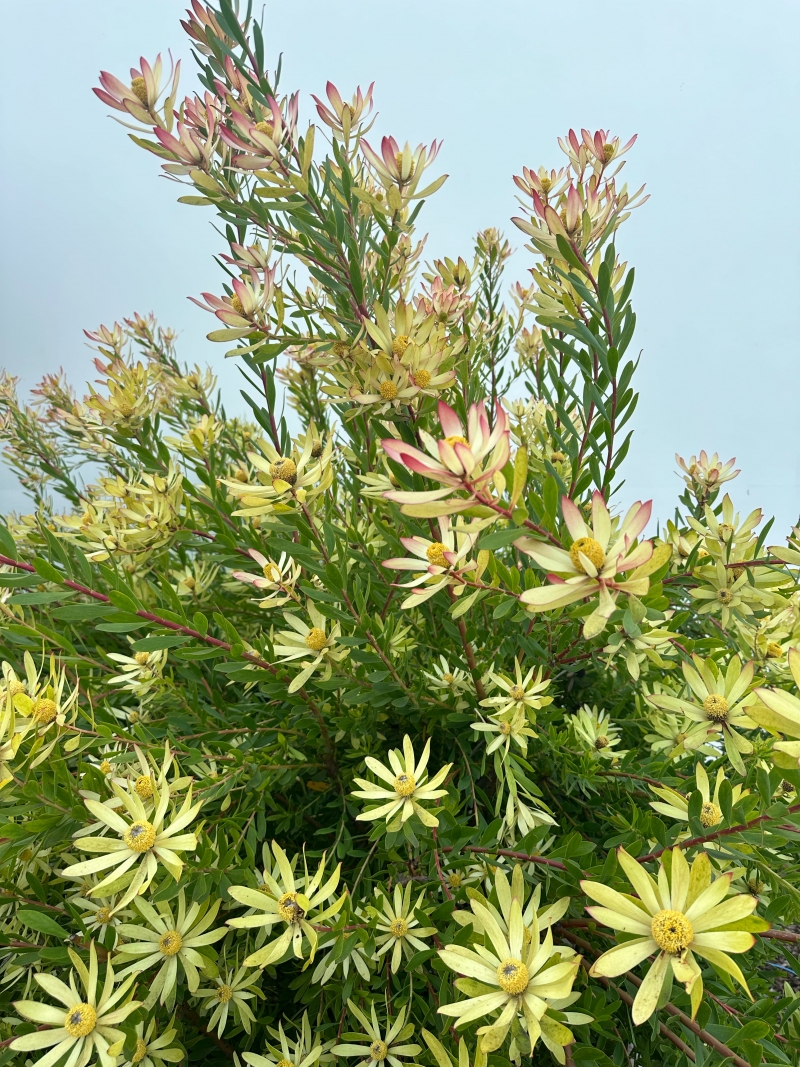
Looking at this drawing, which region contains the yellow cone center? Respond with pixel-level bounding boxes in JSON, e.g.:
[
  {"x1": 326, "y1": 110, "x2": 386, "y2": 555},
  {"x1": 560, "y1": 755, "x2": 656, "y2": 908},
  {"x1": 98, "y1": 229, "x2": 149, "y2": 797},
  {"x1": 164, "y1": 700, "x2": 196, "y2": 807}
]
[
  {"x1": 276, "y1": 1059, "x2": 294, "y2": 1067},
  {"x1": 499, "y1": 721, "x2": 512, "y2": 736},
  {"x1": 767, "y1": 642, "x2": 784, "y2": 659},
  {"x1": 595, "y1": 735, "x2": 610, "y2": 749},
  {"x1": 703, "y1": 694, "x2": 729, "y2": 722},
  {"x1": 305, "y1": 627, "x2": 327, "y2": 651},
  {"x1": 33, "y1": 698, "x2": 58, "y2": 724},
  {"x1": 569, "y1": 536, "x2": 605, "y2": 573},
  {"x1": 717, "y1": 589, "x2": 733, "y2": 605},
  {"x1": 216, "y1": 984, "x2": 234, "y2": 1003},
  {"x1": 447, "y1": 871, "x2": 463, "y2": 888},
  {"x1": 134, "y1": 651, "x2": 150, "y2": 665},
  {"x1": 158, "y1": 930, "x2": 183, "y2": 956},
  {"x1": 389, "y1": 917, "x2": 409, "y2": 937},
  {"x1": 370, "y1": 1041, "x2": 389, "y2": 1061},
  {"x1": 413, "y1": 368, "x2": 431, "y2": 388},
  {"x1": 393, "y1": 772, "x2": 416, "y2": 797},
  {"x1": 64, "y1": 1003, "x2": 97, "y2": 1038},
  {"x1": 700, "y1": 801, "x2": 723, "y2": 827},
  {"x1": 426, "y1": 542, "x2": 448, "y2": 568},
  {"x1": 130, "y1": 77, "x2": 148, "y2": 105},
  {"x1": 134, "y1": 775, "x2": 154, "y2": 799},
  {"x1": 651, "y1": 909, "x2": 693, "y2": 954},
  {"x1": 254, "y1": 120, "x2": 275, "y2": 138},
  {"x1": 445, "y1": 435, "x2": 468, "y2": 447},
  {"x1": 230, "y1": 294, "x2": 245, "y2": 316},
  {"x1": 380, "y1": 380, "x2": 398, "y2": 401},
  {"x1": 508, "y1": 685, "x2": 526, "y2": 701},
  {"x1": 277, "y1": 891, "x2": 305, "y2": 923},
  {"x1": 392, "y1": 335, "x2": 410, "y2": 357},
  {"x1": 95, "y1": 907, "x2": 113, "y2": 925},
  {"x1": 496, "y1": 957, "x2": 529, "y2": 995},
  {"x1": 270, "y1": 458, "x2": 297, "y2": 485},
  {"x1": 132, "y1": 1036, "x2": 148, "y2": 1064},
  {"x1": 123, "y1": 819, "x2": 157, "y2": 852}
]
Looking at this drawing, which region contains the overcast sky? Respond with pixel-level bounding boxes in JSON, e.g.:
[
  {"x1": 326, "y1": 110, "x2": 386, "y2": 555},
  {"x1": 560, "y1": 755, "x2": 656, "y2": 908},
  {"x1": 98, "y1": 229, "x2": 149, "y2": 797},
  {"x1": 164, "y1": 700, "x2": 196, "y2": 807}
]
[{"x1": 1, "y1": 1, "x2": 798, "y2": 537}]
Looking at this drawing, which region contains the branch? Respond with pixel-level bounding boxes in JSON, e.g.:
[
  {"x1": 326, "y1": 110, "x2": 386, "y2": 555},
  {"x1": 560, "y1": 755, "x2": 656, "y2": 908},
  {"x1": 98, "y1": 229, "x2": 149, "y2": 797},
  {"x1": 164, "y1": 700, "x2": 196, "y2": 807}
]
[{"x1": 637, "y1": 799, "x2": 800, "y2": 863}]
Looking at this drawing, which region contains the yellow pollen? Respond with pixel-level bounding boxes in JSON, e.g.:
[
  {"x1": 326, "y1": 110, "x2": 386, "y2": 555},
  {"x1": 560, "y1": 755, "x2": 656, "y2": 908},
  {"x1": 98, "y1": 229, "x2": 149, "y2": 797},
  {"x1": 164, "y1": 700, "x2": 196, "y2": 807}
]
[
  {"x1": 32, "y1": 698, "x2": 58, "y2": 724},
  {"x1": 603, "y1": 143, "x2": 615, "y2": 162},
  {"x1": 276, "y1": 1061, "x2": 294, "y2": 1067},
  {"x1": 216, "y1": 984, "x2": 234, "y2": 1003},
  {"x1": 64, "y1": 1003, "x2": 97, "y2": 1038},
  {"x1": 496, "y1": 958, "x2": 529, "y2": 995},
  {"x1": 311, "y1": 440, "x2": 324, "y2": 458},
  {"x1": 389, "y1": 917, "x2": 409, "y2": 937},
  {"x1": 134, "y1": 651, "x2": 150, "y2": 665},
  {"x1": 130, "y1": 77, "x2": 148, "y2": 105},
  {"x1": 595, "y1": 735, "x2": 610, "y2": 749},
  {"x1": 379, "y1": 380, "x2": 398, "y2": 401},
  {"x1": 134, "y1": 775, "x2": 154, "y2": 800},
  {"x1": 426, "y1": 542, "x2": 448, "y2": 568},
  {"x1": 767, "y1": 642, "x2": 783, "y2": 659},
  {"x1": 700, "y1": 801, "x2": 723, "y2": 827},
  {"x1": 254, "y1": 120, "x2": 275, "y2": 138},
  {"x1": 123, "y1": 819, "x2": 157, "y2": 852},
  {"x1": 675, "y1": 732, "x2": 687, "y2": 744},
  {"x1": 447, "y1": 871, "x2": 463, "y2": 888},
  {"x1": 445, "y1": 434, "x2": 468, "y2": 447},
  {"x1": 392, "y1": 335, "x2": 410, "y2": 358},
  {"x1": 717, "y1": 522, "x2": 734, "y2": 542},
  {"x1": 264, "y1": 562, "x2": 282, "y2": 582},
  {"x1": 716, "y1": 589, "x2": 734, "y2": 605},
  {"x1": 234, "y1": 468, "x2": 249, "y2": 482},
  {"x1": 550, "y1": 451, "x2": 565, "y2": 462},
  {"x1": 441, "y1": 672, "x2": 455, "y2": 684},
  {"x1": 270, "y1": 458, "x2": 297, "y2": 485},
  {"x1": 95, "y1": 907, "x2": 113, "y2": 925},
  {"x1": 651, "y1": 909, "x2": 693, "y2": 954},
  {"x1": 132, "y1": 1037, "x2": 148, "y2": 1064},
  {"x1": 370, "y1": 1041, "x2": 389, "y2": 1062},
  {"x1": 703, "y1": 694, "x2": 729, "y2": 722},
  {"x1": 412, "y1": 368, "x2": 431, "y2": 388},
  {"x1": 539, "y1": 175, "x2": 553, "y2": 193},
  {"x1": 99, "y1": 760, "x2": 113, "y2": 775},
  {"x1": 508, "y1": 685, "x2": 526, "y2": 701},
  {"x1": 158, "y1": 929, "x2": 183, "y2": 956},
  {"x1": 394, "y1": 153, "x2": 415, "y2": 179},
  {"x1": 8, "y1": 681, "x2": 26, "y2": 696},
  {"x1": 277, "y1": 891, "x2": 305, "y2": 923},
  {"x1": 499, "y1": 721, "x2": 513, "y2": 736},
  {"x1": 129, "y1": 710, "x2": 140, "y2": 723},
  {"x1": 230, "y1": 294, "x2": 245, "y2": 316},
  {"x1": 393, "y1": 772, "x2": 416, "y2": 797},
  {"x1": 332, "y1": 341, "x2": 351, "y2": 357},
  {"x1": 731, "y1": 566, "x2": 745, "y2": 580},
  {"x1": 747, "y1": 877, "x2": 766, "y2": 896},
  {"x1": 305, "y1": 627, "x2": 327, "y2": 651},
  {"x1": 569, "y1": 536, "x2": 606, "y2": 573}
]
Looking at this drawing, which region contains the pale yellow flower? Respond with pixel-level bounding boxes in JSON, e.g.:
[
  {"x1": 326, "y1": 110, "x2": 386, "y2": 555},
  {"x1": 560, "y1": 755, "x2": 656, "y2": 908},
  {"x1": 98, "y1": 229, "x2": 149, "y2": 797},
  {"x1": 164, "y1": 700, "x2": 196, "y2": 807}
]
[{"x1": 351, "y1": 735, "x2": 451, "y2": 830}]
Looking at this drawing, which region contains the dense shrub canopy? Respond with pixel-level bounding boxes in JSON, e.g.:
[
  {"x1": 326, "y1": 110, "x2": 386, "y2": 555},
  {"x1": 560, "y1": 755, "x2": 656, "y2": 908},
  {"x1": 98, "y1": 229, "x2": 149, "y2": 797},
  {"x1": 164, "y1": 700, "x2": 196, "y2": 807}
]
[{"x1": 1, "y1": 6, "x2": 800, "y2": 1067}]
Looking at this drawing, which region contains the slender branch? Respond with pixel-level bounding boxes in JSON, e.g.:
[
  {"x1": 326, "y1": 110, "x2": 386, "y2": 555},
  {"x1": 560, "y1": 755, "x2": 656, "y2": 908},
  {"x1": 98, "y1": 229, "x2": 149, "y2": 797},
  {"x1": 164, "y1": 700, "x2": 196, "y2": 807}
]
[{"x1": 637, "y1": 799, "x2": 800, "y2": 863}]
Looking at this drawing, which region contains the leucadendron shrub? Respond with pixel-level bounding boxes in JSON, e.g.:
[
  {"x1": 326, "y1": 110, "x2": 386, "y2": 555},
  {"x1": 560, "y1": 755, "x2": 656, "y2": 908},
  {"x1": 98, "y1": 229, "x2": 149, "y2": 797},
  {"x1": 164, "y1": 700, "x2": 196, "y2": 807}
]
[{"x1": 1, "y1": 5, "x2": 799, "y2": 1066}]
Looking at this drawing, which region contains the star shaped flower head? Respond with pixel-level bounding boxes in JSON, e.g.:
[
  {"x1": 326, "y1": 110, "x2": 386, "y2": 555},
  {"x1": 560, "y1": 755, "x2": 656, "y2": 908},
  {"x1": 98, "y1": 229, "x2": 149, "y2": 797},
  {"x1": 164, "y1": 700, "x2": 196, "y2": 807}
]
[
  {"x1": 10, "y1": 942, "x2": 140, "y2": 1067},
  {"x1": 381, "y1": 400, "x2": 510, "y2": 518},
  {"x1": 361, "y1": 134, "x2": 445, "y2": 207},
  {"x1": 438, "y1": 866, "x2": 580, "y2": 1055},
  {"x1": 645, "y1": 654, "x2": 756, "y2": 774},
  {"x1": 244, "y1": 1013, "x2": 328, "y2": 1067},
  {"x1": 370, "y1": 883, "x2": 438, "y2": 973},
  {"x1": 472, "y1": 708, "x2": 536, "y2": 757},
  {"x1": 121, "y1": 1020, "x2": 182, "y2": 1067},
  {"x1": 569, "y1": 705, "x2": 628, "y2": 760},
  {"x1": 227, "y1": 840, "x2": 345, "y2": 969},
  {"x1": 382, "y1": 517, "x2": 482, "y2": 608},
  {"x1": 272, "y1": 602, "x2": 350, "y2": 693},
  {"x1": 196, "y1": 963, "x2": 262, "y2": 1037},
  {"x1": 750, "y1": 647, "x2": 800, "y2": 769},
  {"x1": 583, "y1": 847, "x2": 761, "y2": 1024},
  {"x1": 479, "y1": 660, "x2": 552, "y2": 721},
  {"x1": 649, "y1": 762, "x2": 748, "y2": 832},
  {"x1": 62, "y1": 769, "x2": 201, "y2": 909},
  {"x1": 351, "y1": 735, "x2": 451, "y2": 830},
  {"x1": 333, "y1": 1001, "x2": 422, "y2": 1067},
  {"x1": 451, "y1": 865, "x2": 571, "y2": 944},
  {"x1": 516, "y1": 492, "x2": 665, "y2": 638},
  {"x1": 113, "y1": 890, "x2": 226, "y2": 1010}
]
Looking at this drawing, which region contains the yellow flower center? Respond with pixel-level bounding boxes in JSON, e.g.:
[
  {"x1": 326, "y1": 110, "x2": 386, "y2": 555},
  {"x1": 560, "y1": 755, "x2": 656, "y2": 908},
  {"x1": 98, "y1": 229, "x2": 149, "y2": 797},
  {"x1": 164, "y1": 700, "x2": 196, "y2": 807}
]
[
  {"x1": 447, "y1": 871, "x2": 463, "y2": 888},
  {"x1": 569, "y1": 536, "x2": 606, "y2": 573},
  {"x1": 99, "y1": 760, "x2": 113, "y2": 775},
  {"x1": 731, "y1": 566, "x2": 745, "y2": 580},
  {"x1": 675, "y1": 732, "x2": 687, "y2": 744},
  {"x1": 270, "y1": 458, "x2": 297, "y2": 485},
  {"x1": 392, "y1": 335, "x2": 410, "y2": 358},
  {"x1": 499, "y1": 721, "x2": 513, "y2": 736},
  {"x1": 129, "y1": 710, "x2": 140, "y2": 723},
  {"x1": 379, "y1": 380, "x2": 398, "y2": 401},
  {"x1": 276, "y1": 1060, "x2": 294, "y2": 1067},
  {"x1": 703, "y1": 694, "x2": 729, "y2": 722},
  {"x1": 254, "y1": 120, "x2": 275, "y2": 138},
  {"x1": 277, "y1": 891, "x2": 305, "y2": 923},
  {"x1": 441, "y1": 672, "x2": 455, "y2": 684},
  {"x1": 64, "y1": 1003, "x2": 97, "y2": 1038},
  {"x1": 370, "y1": 1041, "x2": 389, "y2": 1061},
  {"x1": 539, "y1": 175, "x2": 552, "y2": 193},
  {"x1": 32, "y1": 698, "x2": 57, "y2": 724},
  {"x1": 445, "y1": 435, "x2": 468, "y2": 447},
  {"x1": 508, "y1": 685, "x2": 526, "y2": 701},
  {"x1": 95, "y1": 907, "x2": 113, "y2": 925},
  {"x1": 132, "y1": 1037, "x2": 148, "y2": 1064},
  {"x1": 550, "y1": 451, "x2": 565, "y2": 462},
  {"x1": 8, "y1": 681, "x2": 26, "y2": 696},
  {"x1": 134, "y1": 775, "x2": 154, "y2": 799},
  {"x1": 394, "y1": 154, "x2": 416, "y2": 179},
  {"x1": 311, "y1": 440, "x2": 324, "y2": 458},
  {"x1": 305, "y1": 627, "x2": 327, "y2": 651},
  {"x1": 393, "y1": 772, "x2": 416, "y2": 797},
  {"x1": 700, "y1": 801, "x2": 723, "y2": 827},
  {"x1": 130, "y1": 77, "x2": 148, "y2": 105},
  {"x1": 123, "y1": 819, "x2": 157, "y2": 852},
  {"x1": 234, "y1": 468, "x2": 249, "y2": 482},
  {"x1": 595, "y1": 735, "x2": 610, "y2": 749},
  {"x1": 717, "y1": 523, "x2": 734, "y2": 542},
  {"x1": 134, "y1": 651, "x2": 150, "y2": 665},
  {"x1": 412, "y1": 368, "x2": 431, "y2": 388},
  {"x1": 389, "y1": 917, "x2": 409, "y2": 937},
  {"x1": 426, "y1": 542, "x2": 448, "y2": 568},
  {"x1": 603, "y1": 143, "x2": 615, "y2": 162},
  {"x1": 158, "y1": 930, "x2": 183, "y2": 956},
  {"x1": 651, "y1": 909, "x2": 693, "y2": 954},
  {"x1": 716, "y1": 589, "x2": 734, "y2": 605},
  {"x1": 496, "y1": 958, "x2": 529, "y2": 995},
  {"x1": 767, "y1": 642, "x2": 783, "y2": 659},
  {"x1": 216, "y1": 984, "x2": 234, "y2": 1003},
  {"x1": 230, "y1": 294, "x2": 245, "y2": 316}
]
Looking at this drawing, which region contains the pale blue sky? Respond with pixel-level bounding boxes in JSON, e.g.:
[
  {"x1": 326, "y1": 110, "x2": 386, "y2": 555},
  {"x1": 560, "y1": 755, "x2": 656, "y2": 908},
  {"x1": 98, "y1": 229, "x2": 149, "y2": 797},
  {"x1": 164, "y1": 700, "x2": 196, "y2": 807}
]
[{"x1": 1, "y1": 1, "x2": 798, "y2": 535}]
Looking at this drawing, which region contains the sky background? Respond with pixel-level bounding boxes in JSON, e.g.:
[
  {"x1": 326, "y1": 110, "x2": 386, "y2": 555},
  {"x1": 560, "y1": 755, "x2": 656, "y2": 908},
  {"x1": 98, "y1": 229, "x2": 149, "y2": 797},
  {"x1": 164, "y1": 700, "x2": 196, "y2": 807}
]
[{"x1": 1, "y1": 1, "x2": 798, "y2": 537}]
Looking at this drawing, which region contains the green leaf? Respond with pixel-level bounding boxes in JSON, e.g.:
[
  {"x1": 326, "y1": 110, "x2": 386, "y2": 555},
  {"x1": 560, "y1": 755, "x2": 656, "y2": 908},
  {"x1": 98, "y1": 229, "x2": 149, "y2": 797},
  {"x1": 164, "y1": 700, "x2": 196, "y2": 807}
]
[
  {"x1": 17, "y1": 909, "x2": 68, "y2": 939},
  {"x1": 50, "y1": 604, "x2": 116, "y2": 621},
  {"x1": 32, "y1": 558, "x2": 64, "y2": 585}
]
